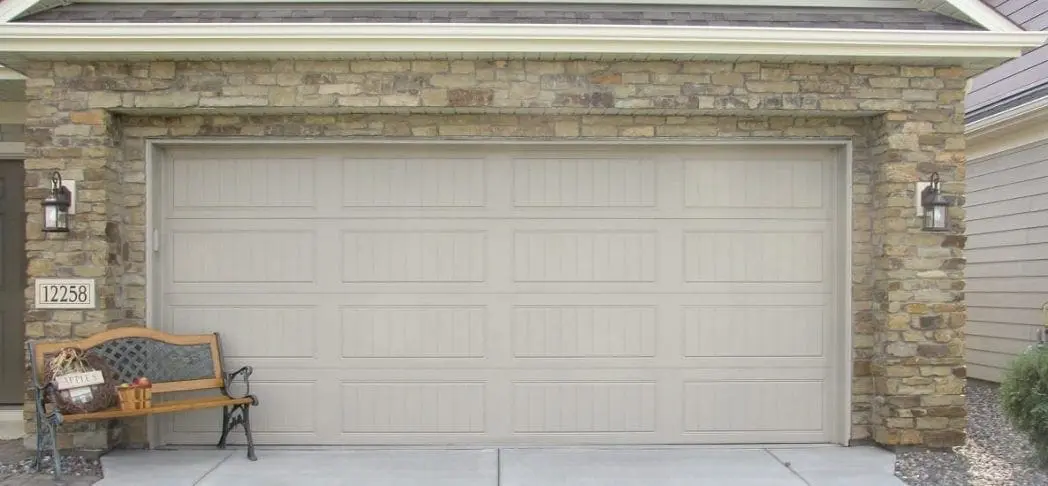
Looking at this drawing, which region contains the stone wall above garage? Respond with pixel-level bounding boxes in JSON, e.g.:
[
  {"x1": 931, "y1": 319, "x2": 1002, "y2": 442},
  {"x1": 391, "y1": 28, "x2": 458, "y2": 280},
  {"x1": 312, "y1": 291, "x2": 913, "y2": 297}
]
[{"x1": 20, "y1": 58, "x2": 967, "y2": 450}]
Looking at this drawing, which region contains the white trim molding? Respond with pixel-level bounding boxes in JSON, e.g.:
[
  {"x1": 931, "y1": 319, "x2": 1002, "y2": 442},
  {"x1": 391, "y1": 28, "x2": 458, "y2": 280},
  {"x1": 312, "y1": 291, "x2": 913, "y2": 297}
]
[
  {"x1": 0, "y1": 141, "x2": 25, "y2": 157},
  {"x1": 966, "y1": 94, "x2": 1048, "y2": 138},
  {"x1": 966, "y1": 94, "x2": 1048, "y2": 160},
  {"x1": 0, "y1": 23, "x2": 1043, "y2": 68},
  {"x1": 0, "y1": 65, "x2": 25, "y2": 80},
  {"x1": 0, "y1": 0, "x2": 44, "y2": 22},
  {"x1": 940, "y1": 0, "x2": 1021, "y2": 32}
]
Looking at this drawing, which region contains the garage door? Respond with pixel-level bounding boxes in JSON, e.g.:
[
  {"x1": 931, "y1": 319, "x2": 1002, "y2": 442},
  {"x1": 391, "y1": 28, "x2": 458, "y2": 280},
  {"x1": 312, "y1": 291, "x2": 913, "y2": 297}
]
[{"x1": 157, "y1": 143, "x2": 844, "y2": 446}]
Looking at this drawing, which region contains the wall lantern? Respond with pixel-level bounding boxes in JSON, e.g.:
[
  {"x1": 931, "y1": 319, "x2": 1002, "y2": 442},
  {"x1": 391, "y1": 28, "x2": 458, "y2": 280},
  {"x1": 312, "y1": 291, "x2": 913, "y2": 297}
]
[
  {"x1": 42, "y1": 171, "x2": 72, "y2": 233},
  {"x1": 920, "y1": 172, "x2": 950, "y2": 232}
]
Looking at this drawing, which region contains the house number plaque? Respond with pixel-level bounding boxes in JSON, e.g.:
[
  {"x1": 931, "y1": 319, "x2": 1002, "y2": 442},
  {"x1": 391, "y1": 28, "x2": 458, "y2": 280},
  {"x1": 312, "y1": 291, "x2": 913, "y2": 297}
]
[{"x1": 34, "y1": 278, "x2": 96, "y2": 309}]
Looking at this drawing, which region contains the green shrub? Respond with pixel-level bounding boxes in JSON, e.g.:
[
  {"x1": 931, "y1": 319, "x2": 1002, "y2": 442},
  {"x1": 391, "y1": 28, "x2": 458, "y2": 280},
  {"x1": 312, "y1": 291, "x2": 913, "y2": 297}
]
[{"x1": 1000, "y1": 343, "x2": 1048, "y2": 464}]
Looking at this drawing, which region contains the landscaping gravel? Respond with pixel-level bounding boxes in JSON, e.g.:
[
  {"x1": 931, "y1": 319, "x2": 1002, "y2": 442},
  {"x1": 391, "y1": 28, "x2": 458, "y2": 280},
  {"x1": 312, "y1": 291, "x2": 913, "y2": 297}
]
[
  {"x1": 0, "y1": 440, "x2": 101, "y2": 485},
  {"x1": 896, "y1": 379, "x2": 1048, "y2": 486}
]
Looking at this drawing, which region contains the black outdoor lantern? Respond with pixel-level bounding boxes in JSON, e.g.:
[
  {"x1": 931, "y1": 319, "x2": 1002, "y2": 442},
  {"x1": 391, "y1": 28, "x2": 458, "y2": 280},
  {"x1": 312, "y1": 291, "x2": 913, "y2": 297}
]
[
  {"x1": 921, "y1": 172, "x2": 950, "y2": 232},
  {"x1": 42, "y1": 171, "x2": 71, "y2": 233}
]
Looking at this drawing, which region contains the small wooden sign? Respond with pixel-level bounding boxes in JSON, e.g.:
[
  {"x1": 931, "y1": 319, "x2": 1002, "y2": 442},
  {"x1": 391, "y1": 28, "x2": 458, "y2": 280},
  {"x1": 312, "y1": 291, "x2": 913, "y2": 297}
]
[
  {"x1": 54, "y1": 370, "x2": 105, "y2": 391},
  {"x1": 34, "y1": 278, "x2": 96, "y2": 309}
]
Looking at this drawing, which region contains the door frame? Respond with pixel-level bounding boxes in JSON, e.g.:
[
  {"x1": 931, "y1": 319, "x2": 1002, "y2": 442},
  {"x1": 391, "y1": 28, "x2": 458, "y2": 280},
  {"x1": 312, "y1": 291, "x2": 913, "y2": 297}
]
[{"x1": 143, "y1": 137, "x2": 854, "y2": 448}]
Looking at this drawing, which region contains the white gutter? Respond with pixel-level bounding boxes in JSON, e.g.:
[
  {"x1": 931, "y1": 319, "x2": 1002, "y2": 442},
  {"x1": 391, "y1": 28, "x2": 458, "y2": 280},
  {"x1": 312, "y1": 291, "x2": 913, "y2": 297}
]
[
  {"x1": 966, "y1": 94, "x2": 1048, "y2": 138},
  {"x1": 0, "y1": 23, "x2": 1044, "y2": 61}
]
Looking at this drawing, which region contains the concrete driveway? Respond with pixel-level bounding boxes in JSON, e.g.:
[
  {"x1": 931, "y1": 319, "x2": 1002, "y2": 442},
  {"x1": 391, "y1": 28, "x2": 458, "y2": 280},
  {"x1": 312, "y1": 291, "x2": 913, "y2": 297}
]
[{"x1": 95, "y1": 445, "x2": 906, "y2": 486}]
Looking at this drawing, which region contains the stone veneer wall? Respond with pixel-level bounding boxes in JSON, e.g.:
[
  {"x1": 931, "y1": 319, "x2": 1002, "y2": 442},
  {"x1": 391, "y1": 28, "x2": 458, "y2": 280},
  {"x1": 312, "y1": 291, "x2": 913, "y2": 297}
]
[{"x1": 20, "y1": 59, "x2": 967, "y2": 449}]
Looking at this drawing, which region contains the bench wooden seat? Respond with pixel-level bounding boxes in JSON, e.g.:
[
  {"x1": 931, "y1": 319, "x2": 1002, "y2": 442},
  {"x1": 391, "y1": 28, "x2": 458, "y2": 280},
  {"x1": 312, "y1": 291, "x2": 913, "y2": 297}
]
[
  {"x1": 28, "y1": 327, "x2": 259, "y2": 480},
  {"x1": 61, "y1": 396, "x2": 255, "y2": 422}
]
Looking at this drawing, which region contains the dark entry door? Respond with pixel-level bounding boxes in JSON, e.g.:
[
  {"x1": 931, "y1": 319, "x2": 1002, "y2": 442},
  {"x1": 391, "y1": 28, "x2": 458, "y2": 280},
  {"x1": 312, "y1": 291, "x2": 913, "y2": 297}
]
[{"x1": 0, "y1": 160, "x2": 25, "y2": 404}]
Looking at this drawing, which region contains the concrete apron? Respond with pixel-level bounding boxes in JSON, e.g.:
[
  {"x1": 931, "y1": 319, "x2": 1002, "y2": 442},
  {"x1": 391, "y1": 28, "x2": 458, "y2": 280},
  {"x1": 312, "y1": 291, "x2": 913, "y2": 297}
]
[{"x1": 95, "y1": 445, "x2": 906, "y2": 486}]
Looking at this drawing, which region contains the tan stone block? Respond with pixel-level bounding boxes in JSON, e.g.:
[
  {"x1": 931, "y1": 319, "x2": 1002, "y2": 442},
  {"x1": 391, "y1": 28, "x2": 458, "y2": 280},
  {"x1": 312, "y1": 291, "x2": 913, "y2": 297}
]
[
  {"x1": 318, "y1": 84, "x2": 363, "y2": 96},
  {"x1": 449, "y1": 61, "x2": 474, "y2": 74},
  {"x1": 620, "y1": 126, "x2": 655, "y2": 137},
  {"x1": 858, "y1": 99, "x2": 911, "y2": 111},
  {"x1": 734, "y1": 62, "x2": 760, "y2": 73},
  {"x1": 200, "y1": 96, "x2": 268, "y2": 107},
  {"x1": 268, "y1": 87, "x2": 297, "y2": 106},
  {"x1": 129, "y1": 93, "x2": 199, "y2": 109},
  {"x1": 885, "y1": 418, "x2": 914, "y2": 429},
  {"x1": 337, "y1": 96, "x2": 380, "y2": 107},
  {"x1": 711, "y1": 72, "x2": 745, "y2": 86},
  {"x1": 412, "y1": 61, "x2": 449, "y2": 73},
  {"x1": 428, "y1": 74, "x2": 477, "y2": 89},
  {"x1": 346, "y1": 61, "x2": 404, "y2": 73},
  {"x1": 854, "y1": 65, "x2": 898, "y2": 76},
  {"x1": 819, "y1": 99, "x2": 858, "y2": 110},
  {"x1": 276, "y1": 73, "x2": 302, "y2": 86},
  {"x1": 87, "y1": 92, "x2": 123, "y2": 108},
  {"x1": 746, "y1": 81, "x2": 799, "y2": 93},
  {"x1": 150, "y1": 62, "x2": 176, "y2": 79},
  {"x1": 554, "y1": 120, "x2": 579, "y2": 137},
  {"x1": 869, "y1": 77, "x2": 910, "y2": 89}
]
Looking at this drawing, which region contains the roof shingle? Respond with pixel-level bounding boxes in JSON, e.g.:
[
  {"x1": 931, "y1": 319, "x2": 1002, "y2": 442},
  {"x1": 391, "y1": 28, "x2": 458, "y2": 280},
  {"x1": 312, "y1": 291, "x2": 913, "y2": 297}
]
[{"x1": 16, "y1": 3, "x2": 985, "y2": 30}]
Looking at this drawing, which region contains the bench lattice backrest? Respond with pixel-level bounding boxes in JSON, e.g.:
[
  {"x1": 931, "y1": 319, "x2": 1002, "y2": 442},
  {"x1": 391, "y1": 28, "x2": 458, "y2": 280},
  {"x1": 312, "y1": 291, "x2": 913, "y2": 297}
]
[{"x1": 30, "y1": 327, "x2": 225, "y2": 394}]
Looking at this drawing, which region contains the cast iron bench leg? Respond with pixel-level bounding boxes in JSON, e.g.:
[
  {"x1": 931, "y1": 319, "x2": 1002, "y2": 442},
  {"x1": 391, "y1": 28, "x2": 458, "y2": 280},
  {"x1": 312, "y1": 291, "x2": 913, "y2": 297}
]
[
  {"x1": 243, "y1": 405, "x2": 257, "y2": 461},
  {"x1": 217, "y1": 406, "x2": 231, "y2": 449}
]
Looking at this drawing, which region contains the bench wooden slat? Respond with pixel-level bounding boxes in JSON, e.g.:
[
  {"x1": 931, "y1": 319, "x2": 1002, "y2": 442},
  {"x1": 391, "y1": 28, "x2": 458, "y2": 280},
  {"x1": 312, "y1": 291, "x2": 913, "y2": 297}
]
[{"x1": 62, "y1": 396, "x2": 254, "y2": 422}]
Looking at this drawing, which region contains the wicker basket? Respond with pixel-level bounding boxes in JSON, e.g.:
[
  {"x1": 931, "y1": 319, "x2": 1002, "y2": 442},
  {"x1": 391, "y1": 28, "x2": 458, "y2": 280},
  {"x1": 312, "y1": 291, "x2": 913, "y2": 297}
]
[
  {"x1": 117, "y1": 385, "x2": 153, "y2": 411},
  {"x1": 46, "y1": 348, "x2": 119, "y2": 415}
]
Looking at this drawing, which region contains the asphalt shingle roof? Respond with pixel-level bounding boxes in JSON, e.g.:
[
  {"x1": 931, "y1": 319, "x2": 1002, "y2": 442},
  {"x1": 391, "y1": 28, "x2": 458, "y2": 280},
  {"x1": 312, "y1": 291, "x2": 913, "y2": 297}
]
[{"x1": 16, "y1": 3, "x2": 985, "y2": 30}]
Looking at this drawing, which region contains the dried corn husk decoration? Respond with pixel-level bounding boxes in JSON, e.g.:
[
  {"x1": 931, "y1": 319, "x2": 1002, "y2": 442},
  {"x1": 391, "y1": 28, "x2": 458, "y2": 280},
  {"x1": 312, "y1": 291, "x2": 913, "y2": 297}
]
[{"x1": 45, "y1": 347, "x2": 117, "y2": 414}]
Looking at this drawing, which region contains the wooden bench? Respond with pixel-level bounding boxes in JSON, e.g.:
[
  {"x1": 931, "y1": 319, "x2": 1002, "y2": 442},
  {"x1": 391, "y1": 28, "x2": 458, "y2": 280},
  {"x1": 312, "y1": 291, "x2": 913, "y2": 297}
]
[{"x1": 28, "y1": 327, "x2": 259, "y2": 479}]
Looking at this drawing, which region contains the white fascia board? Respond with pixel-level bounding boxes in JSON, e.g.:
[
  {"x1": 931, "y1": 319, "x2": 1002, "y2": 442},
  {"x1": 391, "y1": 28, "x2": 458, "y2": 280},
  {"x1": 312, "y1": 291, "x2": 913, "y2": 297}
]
[
  {"x1": 0, "y1": 23, "x2": 1044, "y2": 61},
  {"x1": 942, "y1": 0, "x2": 1022, "y2": 32},
  {"x1": 966, "y1": 94, "x2": 1048, "y2": 138},
  {"x1": 0, "y1": 0, "x2": 45, "y2": 22}
]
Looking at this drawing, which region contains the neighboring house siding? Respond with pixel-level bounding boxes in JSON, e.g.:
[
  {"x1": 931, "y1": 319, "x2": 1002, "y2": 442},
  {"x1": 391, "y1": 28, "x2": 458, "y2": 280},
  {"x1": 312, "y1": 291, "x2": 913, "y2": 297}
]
[
  {"x1": 967, "y1": 0, "x2": 1048, "y2": 113},
  {"x1": 965, "y1": 138, "x2": 1048, "y2": 382}
]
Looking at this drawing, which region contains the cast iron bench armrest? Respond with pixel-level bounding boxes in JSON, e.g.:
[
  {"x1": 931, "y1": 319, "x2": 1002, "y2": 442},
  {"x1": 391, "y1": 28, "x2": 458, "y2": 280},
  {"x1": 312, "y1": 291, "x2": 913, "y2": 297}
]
[{"x1": 223, "y1": 365, "x2": 256, "y2": 404}]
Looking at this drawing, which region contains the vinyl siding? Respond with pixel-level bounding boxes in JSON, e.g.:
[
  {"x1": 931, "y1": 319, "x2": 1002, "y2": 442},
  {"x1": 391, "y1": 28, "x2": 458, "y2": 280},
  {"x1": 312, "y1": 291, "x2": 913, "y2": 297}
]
[
  {"x1": 967, "y1": 0, "x2": 1048, "y2": 112},
  {"x1": 965, "y1": 137, "x2": 1048, "y2": 382}
]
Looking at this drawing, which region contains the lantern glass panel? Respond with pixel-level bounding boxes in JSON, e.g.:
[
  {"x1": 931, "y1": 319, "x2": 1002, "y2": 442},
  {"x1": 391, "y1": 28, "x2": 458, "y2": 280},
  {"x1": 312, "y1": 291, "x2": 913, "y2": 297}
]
[
  {"x1": 924, "y1": 204, "x2": 947, "y2": 231},
  {"x1": 44, "y1": 204, "x2": 58, "y2": 229}
]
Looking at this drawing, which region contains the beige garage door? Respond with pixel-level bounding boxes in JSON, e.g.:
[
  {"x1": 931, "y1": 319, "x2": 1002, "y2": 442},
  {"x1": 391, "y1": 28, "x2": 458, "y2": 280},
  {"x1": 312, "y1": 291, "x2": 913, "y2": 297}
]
[{"x1": 157, "y1": 142, "x2": 844, "y2": 446}]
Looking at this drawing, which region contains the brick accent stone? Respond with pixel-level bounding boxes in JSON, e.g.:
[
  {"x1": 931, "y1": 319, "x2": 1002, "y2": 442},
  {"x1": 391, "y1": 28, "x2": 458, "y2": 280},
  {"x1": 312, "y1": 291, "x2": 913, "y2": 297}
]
[{"x1": 20, "y1": 58, "x2": 967, "y2": 450}]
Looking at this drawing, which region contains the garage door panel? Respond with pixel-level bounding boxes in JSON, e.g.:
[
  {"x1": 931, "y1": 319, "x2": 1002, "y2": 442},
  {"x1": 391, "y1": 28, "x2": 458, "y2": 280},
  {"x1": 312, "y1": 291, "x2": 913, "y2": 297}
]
[
  {"x1": 342, "y1": 381, "x2": 487, "y2": 434},
  {"x1": 684, "y1": 380, "x2": 825, "y2": 433},
  {"x1": 512, "y1": 381, "x2": 658, "y2": 434},
  {"x1": 684, "y1": 231, "x2": 825, "y2": 283},
  {"x1": 512, "y1": 305, "x2": 657, "y2": 358},
  {"x1": 343, "y1": 157, "x2": 488, "y2": 208},
  {"x1": 169, "y1": 230, "x2": 316, "y2": 284},
  {"x1": 682, "y1": 305, "x2": 826, "y2": 358},
  {"x1": 166, "y1": 305, "x2": 318, "y2": 359},
  {"x1": 511, "y1": 157, "x2": 658, "y2": 208},
  {"x1": 342, "y1": 230, "x2": 487, "y2": 283},
  {"x1": 342, "y1": 306, "x2": 487, "y2": 359},
  {"x1": 514, "y1": 230, "x2": 657, "y2": 283},
  {"x1": 168, "y1": 155, "x2": 319, "y2": 210},
  {"x1": 683, "y1": 158, "x2": 829, "y2": 210}
]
